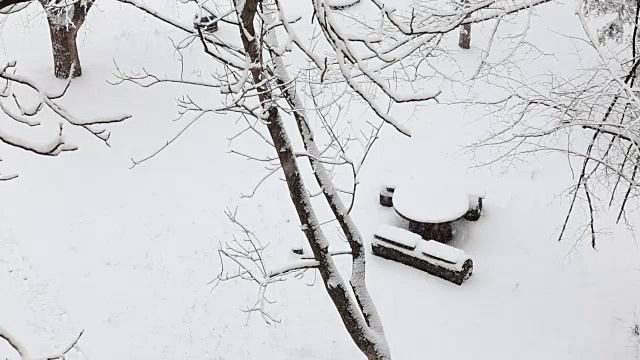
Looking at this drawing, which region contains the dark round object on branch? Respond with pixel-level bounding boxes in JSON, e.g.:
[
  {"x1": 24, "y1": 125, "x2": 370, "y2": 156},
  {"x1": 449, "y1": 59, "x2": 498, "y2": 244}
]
[{"x1": 194, "y1": 14, "x2": 219, "y2": 33}]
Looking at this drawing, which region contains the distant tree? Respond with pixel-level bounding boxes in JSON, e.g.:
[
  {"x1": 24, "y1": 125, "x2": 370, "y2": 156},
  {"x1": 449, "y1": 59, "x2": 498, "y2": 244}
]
[
  {"x1": 0, "y1": 0, "x2": 95, "y2": 78},
  {"x1": 468, "y1": 0, "x2": 640, "y2": 246},
  {"x1": 583, "y1": 0, "x2": 637, "y2": 44}
]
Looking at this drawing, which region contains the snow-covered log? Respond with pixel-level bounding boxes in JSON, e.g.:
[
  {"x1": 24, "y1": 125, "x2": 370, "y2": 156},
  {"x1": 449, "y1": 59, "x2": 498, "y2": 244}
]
[{"x1": 372, "y1": 237, "x2": 473, "y2": 286}]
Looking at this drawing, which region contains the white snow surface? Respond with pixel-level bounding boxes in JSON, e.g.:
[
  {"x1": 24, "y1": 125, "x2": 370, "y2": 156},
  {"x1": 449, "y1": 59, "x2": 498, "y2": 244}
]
[
  {"x1": 374, "y1": 224, "x2": 422, "y2": 249},
  {"x1": 393, "y1": 179, "x2": 470, "y2": 223},
  {"x1": 2, "y1": 1, "x2": 640, "y2": 360},
  {"x1": 417, "y1": 240, "x2": 469, "y2": 264}
]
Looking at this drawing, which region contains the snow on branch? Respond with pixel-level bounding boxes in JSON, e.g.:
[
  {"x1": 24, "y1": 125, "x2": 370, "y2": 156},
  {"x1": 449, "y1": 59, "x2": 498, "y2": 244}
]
[
  {"x1": 0, "y1": 325, "x2": 84, "y2": 360},
  {"x1": 0, "y1": 1, "x2": 31, "y2": 14},
  {"x1": 210, "y1": 208, "x2": 319, "y2": 325},
  {"x1": 0, "y1": 61, "x2": 130, "y2": 176}
]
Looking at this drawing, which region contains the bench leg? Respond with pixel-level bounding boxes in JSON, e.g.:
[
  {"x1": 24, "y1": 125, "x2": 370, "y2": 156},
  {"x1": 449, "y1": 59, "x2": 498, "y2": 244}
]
[
  {"x1": 464, "y1": 198, "x2": 483, "y2": 221},
  {"x1": 379, "y1": 191, "x2": 393, "y2": 207}
]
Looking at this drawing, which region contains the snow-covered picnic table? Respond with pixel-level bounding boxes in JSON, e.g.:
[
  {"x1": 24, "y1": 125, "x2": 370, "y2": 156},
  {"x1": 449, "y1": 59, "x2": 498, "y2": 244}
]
[{"x1": 392, "y1": 179, "x2": 470, "y2": 242}]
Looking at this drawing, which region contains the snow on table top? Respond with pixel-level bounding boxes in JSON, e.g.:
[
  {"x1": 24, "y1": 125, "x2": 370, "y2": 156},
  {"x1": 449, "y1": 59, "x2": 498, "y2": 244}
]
[
  {"x1": 417, "y1": 240, "x2": 469, "y2": 264},
  {"x1": 380, "y1": 170, "x2": 402, "y2": 190},
  {"x1": 467, "y1": 185, "x2": 487, "y2": 199},
  {"x1": 374, "y1": 224, "x2": 422, "y2": 249},
  {"x1": 393, "y1": 180, "x2": 470, "y2": 223}
]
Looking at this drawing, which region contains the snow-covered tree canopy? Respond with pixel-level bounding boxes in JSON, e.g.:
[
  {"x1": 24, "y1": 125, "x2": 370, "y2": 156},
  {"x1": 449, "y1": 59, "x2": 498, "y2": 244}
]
[
  {"x1": 583, "y1": 0, "x2": 638, "y2": 43},
  {"x1": 466, "y1": 0, "x2": 640, "y2": 246}
]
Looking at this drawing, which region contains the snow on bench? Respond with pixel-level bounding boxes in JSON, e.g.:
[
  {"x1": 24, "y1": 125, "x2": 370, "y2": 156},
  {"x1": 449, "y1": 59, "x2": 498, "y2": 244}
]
[
  {"x1": 467, "y1": 186, "x2": 486, "y2": 209},
  {"x1": 468, "y1": 187, "x2": 487, "y2": 200},
  {"x1": 374, "y1": 224, "x2": 421, "y2": 250},
  {"x1": 382, "y1": 184, "x2": 396, "y2": 193},
  {"x1": 464, "y1": 188, "x2": 486, "y2": 221},
  {"x1": 371, "y1": 225, "x2": 473, "y2": 285},
  {"x1": 417, "y1": 240, "x2": 470, "y2": 265}
]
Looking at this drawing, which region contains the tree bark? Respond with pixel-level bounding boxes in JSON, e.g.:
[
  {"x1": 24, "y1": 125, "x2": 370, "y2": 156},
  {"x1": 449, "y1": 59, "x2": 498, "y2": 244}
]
[
  {"x1": 48, "y1": 23, "x2": 81, "y2": 78},
  {"x1": 42, "y1": 0, "x2": 93, "y2": 78},
  {"x1": 459, "y1": 23, "x2": 471, "y2": 49},
  {"x1": 458, "y1": 0, "x2": 471, "y2": 49}
]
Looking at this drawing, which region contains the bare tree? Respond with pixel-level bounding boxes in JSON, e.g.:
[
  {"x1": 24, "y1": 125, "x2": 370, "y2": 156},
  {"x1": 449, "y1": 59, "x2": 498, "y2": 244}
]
[
  {"x1": 111, "y1": 0, "x2": 549, "y2": 358},
  {"x1": 0, "y1": 61, "x2": 129, "y2": 179},
  {"x1": 466, "y1": 0, "x2": 640, "y2": 247},
  {"x1": 0, "y1": 0, "x2": 95, "y2": 78}
]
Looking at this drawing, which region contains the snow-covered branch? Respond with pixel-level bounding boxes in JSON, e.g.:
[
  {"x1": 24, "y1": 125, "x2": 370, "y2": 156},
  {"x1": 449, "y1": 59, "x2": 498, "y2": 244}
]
[
  {"x1": 211, "y1": 209, "x2": 320, "y2": 325},
  {"x1": 0, "y1": 61, "x2": 130, "y2": 175},
  {"x1": 0, "y1": 325, "x2": 84, "y2": 360}
]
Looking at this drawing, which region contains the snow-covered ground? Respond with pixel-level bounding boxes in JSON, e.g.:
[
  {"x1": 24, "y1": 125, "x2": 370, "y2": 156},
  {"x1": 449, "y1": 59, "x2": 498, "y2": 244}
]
[{"x1": 2, "y1": 0, "x2": 640, "y2": 359}]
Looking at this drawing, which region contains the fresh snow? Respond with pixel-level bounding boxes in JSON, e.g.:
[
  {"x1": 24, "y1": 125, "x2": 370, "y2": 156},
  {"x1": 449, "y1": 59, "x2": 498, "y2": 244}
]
[
  {"x1": 393, "y1": 179, "x2": 470, "y2": 223},
  {"x1": 2, "y1": 0, "x2": 640, "y2": 360},
  {"x1": 374, "y1": 224, "x2": 422, "y2": 250},
  {"x1": 417, "y1": 240, "x2": 469, "y2": 265},
  {"x1": 371, "y1": 237, "x2": 465, "y2": 272}
]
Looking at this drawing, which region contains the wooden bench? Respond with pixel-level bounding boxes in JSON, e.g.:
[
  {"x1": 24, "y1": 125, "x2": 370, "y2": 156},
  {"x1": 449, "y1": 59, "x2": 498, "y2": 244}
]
[
  {"x1": 373, "y1": 224, "x2": 421, "y2": 249},
  {"x1": 372, "y1": 224, "x2": 473, "y2": 285}
]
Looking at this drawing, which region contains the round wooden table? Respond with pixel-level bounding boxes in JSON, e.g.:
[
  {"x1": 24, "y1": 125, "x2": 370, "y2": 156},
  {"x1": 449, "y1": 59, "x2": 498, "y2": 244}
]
[{"x1": 392, "y1": 181, "x2": 469, "y2": 243}]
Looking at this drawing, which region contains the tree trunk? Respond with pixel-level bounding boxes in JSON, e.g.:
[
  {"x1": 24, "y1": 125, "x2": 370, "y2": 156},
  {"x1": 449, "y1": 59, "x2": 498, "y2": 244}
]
[
  {"x1": 459, "y1": 23, "x2": 471, "y2": 49},
  {"x1": 42, "y1": 1, "x2": 93, "y2": 78},
  {"x1": 234, "y1": 1, "x2": 390, "y2": 358},
  {"x1": 48, "y1": 23, "x2": 81, "y2": 78},
  {"x1": 458, "y1": 0, "x2": 471, "y2": 50}
]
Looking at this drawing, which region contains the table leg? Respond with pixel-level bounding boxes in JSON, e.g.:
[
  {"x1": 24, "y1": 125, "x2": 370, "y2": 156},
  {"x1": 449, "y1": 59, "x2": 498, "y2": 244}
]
[
  {"x1": 429, "y1": 222, "x2": 453, "y2": 243},
  {"x1": 408, "y1": 221, "x2": 453, "y2": 243},
  {"x1": 408, "y1": 221, "x2": 427, "y2": 238}
]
